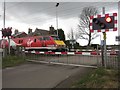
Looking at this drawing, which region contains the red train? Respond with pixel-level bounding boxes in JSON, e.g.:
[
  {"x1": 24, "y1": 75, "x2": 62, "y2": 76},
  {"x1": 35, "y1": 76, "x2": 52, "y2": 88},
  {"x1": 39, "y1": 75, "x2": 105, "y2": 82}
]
[{"x1": 0, "y1": 35, "x2": 66, "y2": 51}]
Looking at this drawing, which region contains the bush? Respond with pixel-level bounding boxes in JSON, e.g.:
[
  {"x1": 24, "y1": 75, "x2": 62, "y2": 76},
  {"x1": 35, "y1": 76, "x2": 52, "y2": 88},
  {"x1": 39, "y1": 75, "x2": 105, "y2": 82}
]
[{"x1": 2, "y1": 55, "x2": 26, "y2": 68}]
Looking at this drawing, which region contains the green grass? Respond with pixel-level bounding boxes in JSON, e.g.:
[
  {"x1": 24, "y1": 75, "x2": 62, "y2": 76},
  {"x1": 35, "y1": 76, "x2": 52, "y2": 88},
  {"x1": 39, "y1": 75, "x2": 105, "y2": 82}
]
[
  {"x1": 2, "y1": 55, "x2": 27, "y2": 68},
  {"x1": 72, "y1": 68, "x2": 119, "y2": 88}
]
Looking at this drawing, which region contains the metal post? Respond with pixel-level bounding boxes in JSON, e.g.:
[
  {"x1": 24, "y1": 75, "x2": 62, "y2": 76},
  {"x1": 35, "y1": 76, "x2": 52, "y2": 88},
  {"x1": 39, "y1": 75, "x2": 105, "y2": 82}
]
[
  {"x1": 102, "y1": 7, "x2": 107, "y2": 68},
  {"x1": 56, "y1": 3, "x2": 59, "y2": 36},
  {"x1": 3, "y1": 1, "x2": 6, "y2": 57},
  {"x1": 101, "y1": 41, "x2": 104, "y2": 66},
  {"x1": 96, "y1": 44, "x2": 99, "y2": 67},
  {"x1": 3, "y1": 1, "x2": 5, "y2": 28},
  {"x1": 8, "y1": 36, "x2": 10, "y2": 54},
  {"x1": 103, "y1": 32, "x2": 107, "y2": 68},
  {"x1": 118, "y1": 1, "x2": 120, "y2": 80},
  {"x1": 71, "y1": 29, "x2": 74, "y2": 49},
  {"x1": 99, "y1": 34, "x2": 101, "y2": 45}
]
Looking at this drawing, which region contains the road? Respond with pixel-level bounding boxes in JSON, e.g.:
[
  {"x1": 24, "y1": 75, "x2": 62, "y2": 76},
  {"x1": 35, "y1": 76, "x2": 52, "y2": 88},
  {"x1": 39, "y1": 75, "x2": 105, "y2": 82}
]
[{"x1": 2, "y1": 62, "x2": 94, "y2": 88}]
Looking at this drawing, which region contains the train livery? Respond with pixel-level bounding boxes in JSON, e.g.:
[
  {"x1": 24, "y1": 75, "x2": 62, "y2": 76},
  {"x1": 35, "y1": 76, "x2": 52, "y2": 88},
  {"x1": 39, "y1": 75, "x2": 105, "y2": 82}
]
[{"x1": 0, "y1": 35, "x2": 66, "y2": 51}]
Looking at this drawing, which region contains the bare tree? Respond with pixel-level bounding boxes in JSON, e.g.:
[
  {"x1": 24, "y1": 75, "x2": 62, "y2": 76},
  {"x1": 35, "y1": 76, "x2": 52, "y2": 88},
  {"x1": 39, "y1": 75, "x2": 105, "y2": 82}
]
[
  {"x1": 67, "y1": 28, "x2": 79, "y2": 41},
  {"x1": 78, "y1": 6, "x2": 99, "y2": 46}
]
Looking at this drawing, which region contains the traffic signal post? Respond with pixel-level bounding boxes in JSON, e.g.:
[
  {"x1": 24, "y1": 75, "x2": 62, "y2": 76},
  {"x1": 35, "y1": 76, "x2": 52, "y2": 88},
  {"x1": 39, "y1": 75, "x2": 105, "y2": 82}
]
[
  {"x1": 102, "y1": 7, "x2": 107, "y2": 68},
  {"x1": 90, "y1": 7, "x2": 117, "y2": 68}
]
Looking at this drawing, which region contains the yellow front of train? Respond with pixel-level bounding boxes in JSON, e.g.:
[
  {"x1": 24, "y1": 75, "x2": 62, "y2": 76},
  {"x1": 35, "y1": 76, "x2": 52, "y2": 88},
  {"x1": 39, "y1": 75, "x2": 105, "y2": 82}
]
[{"x1": 51, "y1": 36, "x2": 66, "y2": 51}]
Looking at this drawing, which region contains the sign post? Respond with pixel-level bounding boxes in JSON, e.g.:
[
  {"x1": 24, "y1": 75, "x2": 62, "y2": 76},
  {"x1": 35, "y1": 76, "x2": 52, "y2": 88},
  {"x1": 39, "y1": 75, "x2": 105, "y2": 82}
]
[{"x1": 102, "y1": 7, "x2": 107, "y2": 68}]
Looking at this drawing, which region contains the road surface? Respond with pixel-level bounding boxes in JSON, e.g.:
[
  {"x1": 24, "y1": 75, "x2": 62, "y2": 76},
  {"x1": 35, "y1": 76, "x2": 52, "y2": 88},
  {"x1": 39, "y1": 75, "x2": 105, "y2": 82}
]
[{"x1": 3, "y1": 62, "x2": 94, "y2": 88}]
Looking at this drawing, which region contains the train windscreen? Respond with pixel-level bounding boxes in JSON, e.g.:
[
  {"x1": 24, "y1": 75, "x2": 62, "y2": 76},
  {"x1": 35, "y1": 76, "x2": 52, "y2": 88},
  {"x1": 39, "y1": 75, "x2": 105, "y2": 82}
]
[{"x1": 51, "y1": 36, "x2": 60, "y2": 40}]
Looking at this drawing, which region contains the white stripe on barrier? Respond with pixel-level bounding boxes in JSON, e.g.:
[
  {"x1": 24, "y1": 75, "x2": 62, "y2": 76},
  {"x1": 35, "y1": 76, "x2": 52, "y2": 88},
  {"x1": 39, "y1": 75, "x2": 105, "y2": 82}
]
[
  {"x1": 114, "y1": 16, "x2": 117, "y2": 20},
  {"x1": 67, "y1": 52, "x2": 75, "y2": 55},
  {"x1": 55, "y1": 52, "x2": 62, "y2": 54},
  {"x1": 107, "y1": 53, "x2": 110, "y2": 56},
  {"x1": 90, "y1": 19, "x2": 92, "y2": 23},
  {"x1": 109, "y1": 13, "x2": 113, "y2": 16},
  {"x1": 94, "y1": 15, "x2": 97, "y2": 18},
  {"x1": 115, "y1": 24, "x2": 117, "y2": 27},
  {"x1": 90, "y1": 26, "x2": 92, "y2": 29},
  {"x1": 82, "y1": 52, "x2": 91, "y2": 56},
  {"x1": 88, "y1": 50, "x2": 93, "y2": 51},
  {"x1": 101, "y1": 29, "x2": 106, "y2": 32},
  {"x1": 39, "y1": 52, "x2": 44, "y2": 54},
  {"x1": 94, "y1": 30, "x2": 98, "y2": 33},
  {"x1": 25, "y1": 51, "x2": 28, "y2": 53},
  {"x1": 31, "y1": 51, "x2": 35, "y2": 53},
  {"x1": 109, "y1": 29, "x2": 113, "y2": 31},
  {"x1": 101, "y1": 14, "x2": 105, "y2": 17}
]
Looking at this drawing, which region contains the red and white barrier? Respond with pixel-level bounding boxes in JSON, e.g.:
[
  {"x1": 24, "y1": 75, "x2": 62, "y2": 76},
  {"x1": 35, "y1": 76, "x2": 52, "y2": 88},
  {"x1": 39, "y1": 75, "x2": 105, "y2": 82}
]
[{"x1": 25, "y1": 51, "x2": 118, "y2": 56}]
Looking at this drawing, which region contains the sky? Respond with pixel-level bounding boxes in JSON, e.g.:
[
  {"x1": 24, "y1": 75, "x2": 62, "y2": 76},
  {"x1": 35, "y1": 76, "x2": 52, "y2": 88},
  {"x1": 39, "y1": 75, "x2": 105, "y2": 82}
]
[{"x1": 0, "y1": 1, "x2": 119, "y2": 46}]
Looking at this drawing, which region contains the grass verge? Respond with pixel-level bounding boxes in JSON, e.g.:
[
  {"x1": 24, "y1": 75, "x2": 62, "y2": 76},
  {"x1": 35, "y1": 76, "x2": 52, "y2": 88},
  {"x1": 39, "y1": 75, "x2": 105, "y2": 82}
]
[
  {"x1": 2, "y1": 55, "x2": 26, "y2": 68},
  {"x1": 71, "y1": 68, "x2": 119, "y2": 88}
]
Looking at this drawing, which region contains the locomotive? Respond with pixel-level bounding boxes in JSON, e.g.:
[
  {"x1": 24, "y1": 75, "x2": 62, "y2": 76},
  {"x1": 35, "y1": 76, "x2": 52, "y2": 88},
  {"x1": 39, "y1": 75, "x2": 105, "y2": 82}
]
[{"x1": 0, "y1": 35, "x2": 66, "y2": 51}]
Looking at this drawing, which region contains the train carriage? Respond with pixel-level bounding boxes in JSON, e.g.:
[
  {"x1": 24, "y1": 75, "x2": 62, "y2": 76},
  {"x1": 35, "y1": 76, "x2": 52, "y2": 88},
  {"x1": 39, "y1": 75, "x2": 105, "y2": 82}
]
[{"x1": 0, "y1": 35, "x2": 66, "y2": 51}]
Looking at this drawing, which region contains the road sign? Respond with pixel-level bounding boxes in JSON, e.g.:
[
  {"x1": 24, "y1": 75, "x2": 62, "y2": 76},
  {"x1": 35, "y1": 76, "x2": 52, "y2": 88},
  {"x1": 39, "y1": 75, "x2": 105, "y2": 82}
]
[{"x1": 90, "y1": 13, "x2": 117, "y2": 33}]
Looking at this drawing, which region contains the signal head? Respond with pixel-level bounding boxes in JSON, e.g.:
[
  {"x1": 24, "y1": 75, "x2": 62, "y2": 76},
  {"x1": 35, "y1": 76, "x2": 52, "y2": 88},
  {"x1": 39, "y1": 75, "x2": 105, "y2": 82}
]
[{"x1": 93, "y1": 18, "x2": 99, "y2": 24}]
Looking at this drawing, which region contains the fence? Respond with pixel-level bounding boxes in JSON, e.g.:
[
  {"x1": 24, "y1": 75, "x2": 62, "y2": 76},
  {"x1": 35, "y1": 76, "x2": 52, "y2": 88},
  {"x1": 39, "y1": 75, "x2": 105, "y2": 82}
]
[{"x1": 25, "y1": 51, "x2": 119, "y2": 69}]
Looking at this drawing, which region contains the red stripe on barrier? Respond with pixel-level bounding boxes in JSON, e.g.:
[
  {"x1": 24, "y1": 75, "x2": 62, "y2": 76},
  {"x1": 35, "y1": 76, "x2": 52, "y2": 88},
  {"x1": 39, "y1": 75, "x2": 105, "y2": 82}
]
[
  {"x1": 61, "y1": 52, "x2": 67, "y2": 54},
  {"x1": 75, "y1": 52, "x2": 82, "y2": 54},
  {"x1": 110, "y1": 53, "x2": 117, "y2": 55},
  {"x1": 105, "y1": 14, "x2": 109, "y2": 17},
  {"x1": 90, "y1": 23, "x2": 92, "y2": 26},
  {"x1": 91, "y1": 52, "x2": 97, "y2": 55},
  {"x1": 98, "y1": 15, "x2": 101, "y2": 18},
  {"x1": 113, "y1": 13, "x2": 117, "y2": 16},
  {"x1": 90, "y1": 30, "x2": 94, "y2": 32},
  {"x1": 113, "y1": 28, "x2": 117, "y2": 31},
  {"x1": 105, "y1": 29, "x2": 109, "y2": 32},
  {"x1": 35, "y1": 51, "x2": 40, "y2": 54},
  {"x1": 114, "y1": 20, "x2": 117, "y2": 23},
  {"x1": 98, "y1": 30, "x2": 101, "y2": 32},
  {"x1": 45, "y1": 52, "x2": 49, "y2": 54},
  {"x1": 49, "y1": 52, "x2": 55, "y2": 54},
  {"x1": 90, "y1": 16, "x2": 93, "y2": 19}
]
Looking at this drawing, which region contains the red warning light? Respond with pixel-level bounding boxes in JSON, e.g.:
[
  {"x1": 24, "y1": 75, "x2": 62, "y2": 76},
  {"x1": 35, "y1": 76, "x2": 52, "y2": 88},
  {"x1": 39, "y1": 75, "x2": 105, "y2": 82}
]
[{"x1": 105, "y1": 16, "x2": 112, "y2": 23}]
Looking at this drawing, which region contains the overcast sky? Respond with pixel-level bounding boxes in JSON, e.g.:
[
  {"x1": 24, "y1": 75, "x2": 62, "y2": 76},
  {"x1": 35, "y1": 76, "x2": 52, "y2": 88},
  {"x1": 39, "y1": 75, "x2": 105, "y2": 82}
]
[{"x1": 0, "y1": 1, "x2": 119, "y2": 46}]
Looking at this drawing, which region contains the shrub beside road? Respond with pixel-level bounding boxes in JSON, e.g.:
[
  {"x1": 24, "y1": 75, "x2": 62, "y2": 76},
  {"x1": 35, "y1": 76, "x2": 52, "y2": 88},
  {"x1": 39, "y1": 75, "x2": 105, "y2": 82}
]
[
  {"x1": 72, "y1": 68, "x2": 119, "y2": 88},
  {"x1": 2, "y1": 55, "x2": 26, "y2": 68}
]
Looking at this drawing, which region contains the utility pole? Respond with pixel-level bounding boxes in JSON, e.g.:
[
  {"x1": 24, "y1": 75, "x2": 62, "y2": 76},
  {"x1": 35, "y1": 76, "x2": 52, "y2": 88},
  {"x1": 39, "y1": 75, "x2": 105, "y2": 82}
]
[
  {"x1": 118, "y1": 1, "x2": 120, "y2": 77},
  {"x1": 2, "y1": 0, "x2": 6, "y2": 57},
  {"x1": 55, "y1": 3, "x2": 59, "y2": 36},
  {"x1": 102, "y1": 7, "x2": 107, "y2": 68},
  {"x1": 3, "y1": 1, "x2": 11, "y2": 55},
  {"x1": 71, "y1": 29, "x2": 74, "y2": 49}
]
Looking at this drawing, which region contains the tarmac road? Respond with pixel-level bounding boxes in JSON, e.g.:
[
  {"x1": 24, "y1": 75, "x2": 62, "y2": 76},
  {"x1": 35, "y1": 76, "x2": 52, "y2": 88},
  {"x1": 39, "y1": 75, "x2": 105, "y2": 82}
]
[{"x1": 2, "y1": 62, "x2": 94, "y2": 88}]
